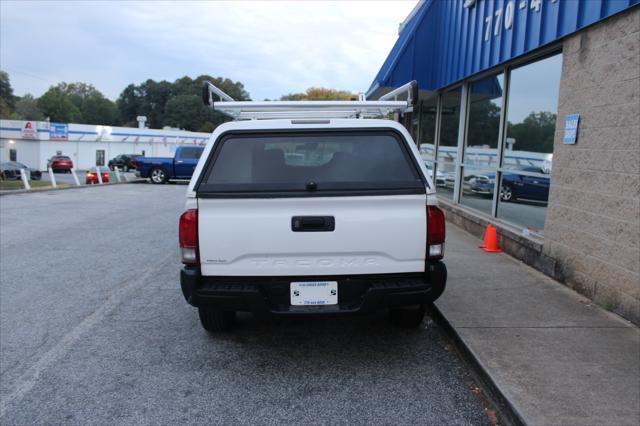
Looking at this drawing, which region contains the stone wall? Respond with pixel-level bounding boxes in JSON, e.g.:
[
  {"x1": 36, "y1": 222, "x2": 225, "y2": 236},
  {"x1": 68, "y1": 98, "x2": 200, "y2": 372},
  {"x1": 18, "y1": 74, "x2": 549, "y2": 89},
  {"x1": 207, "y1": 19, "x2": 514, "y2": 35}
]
[{"x1": 544, "y1": 7, "x2": 640, "y2": 323}]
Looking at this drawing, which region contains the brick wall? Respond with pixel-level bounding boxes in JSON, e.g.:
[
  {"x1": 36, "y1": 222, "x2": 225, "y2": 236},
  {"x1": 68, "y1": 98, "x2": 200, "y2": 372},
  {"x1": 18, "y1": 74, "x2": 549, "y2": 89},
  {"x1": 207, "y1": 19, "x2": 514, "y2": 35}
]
[{"x1": 544, "y1": 7, "x2": 640, "y2": 323}]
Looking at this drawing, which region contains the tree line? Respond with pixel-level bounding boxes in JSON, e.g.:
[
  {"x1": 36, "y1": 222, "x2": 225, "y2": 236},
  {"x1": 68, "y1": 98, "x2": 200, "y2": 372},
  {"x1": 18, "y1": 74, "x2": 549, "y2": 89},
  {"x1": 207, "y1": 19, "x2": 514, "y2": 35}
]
[{"x1": 0, "y1": 71, "x2": 357, "y2": 132}]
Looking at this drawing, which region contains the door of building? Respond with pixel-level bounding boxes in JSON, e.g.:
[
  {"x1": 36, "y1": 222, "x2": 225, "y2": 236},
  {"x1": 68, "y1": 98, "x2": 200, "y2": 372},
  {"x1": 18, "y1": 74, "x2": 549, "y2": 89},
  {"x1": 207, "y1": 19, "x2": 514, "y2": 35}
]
[{"x1": 96, "y1": 150, "x2": 105, "y2": 166}]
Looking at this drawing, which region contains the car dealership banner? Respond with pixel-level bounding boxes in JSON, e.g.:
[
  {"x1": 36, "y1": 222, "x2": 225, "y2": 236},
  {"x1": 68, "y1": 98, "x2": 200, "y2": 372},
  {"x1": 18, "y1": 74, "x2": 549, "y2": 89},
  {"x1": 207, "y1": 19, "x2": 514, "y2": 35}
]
[{"x1": 49, "y1": 123, "x2": 69, "y2": 141}]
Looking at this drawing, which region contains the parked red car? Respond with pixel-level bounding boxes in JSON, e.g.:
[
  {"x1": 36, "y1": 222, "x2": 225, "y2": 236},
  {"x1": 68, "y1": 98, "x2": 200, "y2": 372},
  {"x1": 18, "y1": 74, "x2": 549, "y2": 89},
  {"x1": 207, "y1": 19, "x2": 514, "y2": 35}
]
[
  {"x1": 86, "y1": 166, "x2": 110, "y2": 184},
  {"x1": 47, "y1": 155, "x2": 74, "y2": 173}
]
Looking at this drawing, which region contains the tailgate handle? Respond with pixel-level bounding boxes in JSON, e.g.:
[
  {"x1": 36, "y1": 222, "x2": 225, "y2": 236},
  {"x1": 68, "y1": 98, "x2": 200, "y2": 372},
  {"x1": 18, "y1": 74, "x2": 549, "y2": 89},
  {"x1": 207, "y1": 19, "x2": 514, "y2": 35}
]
[{"x1": 291, "y1": 216, "x2": 335, "y2": 232}]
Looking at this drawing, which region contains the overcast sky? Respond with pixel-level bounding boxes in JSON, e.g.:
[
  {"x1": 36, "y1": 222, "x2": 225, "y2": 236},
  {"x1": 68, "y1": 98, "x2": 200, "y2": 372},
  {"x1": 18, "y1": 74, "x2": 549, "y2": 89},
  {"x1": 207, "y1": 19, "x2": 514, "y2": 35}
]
[{"x1": 0, "y1": 1, "x2": 417, "y2": 101}]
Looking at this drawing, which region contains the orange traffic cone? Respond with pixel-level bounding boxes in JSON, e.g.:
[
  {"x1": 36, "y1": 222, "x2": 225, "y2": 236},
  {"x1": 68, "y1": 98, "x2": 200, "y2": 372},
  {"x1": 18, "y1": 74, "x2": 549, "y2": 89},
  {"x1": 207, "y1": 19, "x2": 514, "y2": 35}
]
[
  {"x1": 479, "y1": 224, "x2": 493, "y2": 248},
  {"x1": 482, "y1": 225, "x2": 502, "y2": 253}
]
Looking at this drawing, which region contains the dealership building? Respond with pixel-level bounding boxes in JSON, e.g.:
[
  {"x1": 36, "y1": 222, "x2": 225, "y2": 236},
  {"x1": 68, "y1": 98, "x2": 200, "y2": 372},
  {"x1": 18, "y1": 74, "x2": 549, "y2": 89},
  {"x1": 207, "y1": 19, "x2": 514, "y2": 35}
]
[
  {"x1": 369, "y1": 0, "x2": 639, "y2": 322},
  {"x1": 0, "y1": 119, "x2": 209, "y2": 170}
]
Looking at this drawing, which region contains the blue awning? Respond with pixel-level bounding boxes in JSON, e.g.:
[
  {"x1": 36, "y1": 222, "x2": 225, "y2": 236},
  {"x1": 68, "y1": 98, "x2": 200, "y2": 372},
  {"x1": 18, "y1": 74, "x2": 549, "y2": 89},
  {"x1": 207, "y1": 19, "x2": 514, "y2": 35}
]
[
  {"x1": 366, "y1": 0, "x2": 435, "y2": 100},
  {"x1": 367, "y1": 0, "x2": 639, "y2": 100}
]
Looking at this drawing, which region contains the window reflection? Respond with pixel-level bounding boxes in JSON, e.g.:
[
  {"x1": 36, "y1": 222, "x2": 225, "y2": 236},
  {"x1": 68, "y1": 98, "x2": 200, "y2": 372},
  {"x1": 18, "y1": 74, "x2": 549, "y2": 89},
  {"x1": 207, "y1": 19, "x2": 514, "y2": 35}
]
[
  {"x1": 437, "y1": 87, "x2": 461, "y2": 171},
  {"x1": 460, "y1": 167, "x2": 495, "y2": 215},
  {"x1": 497, "y1": 170, "x2": 550, "y2": 236},
  {"x1": 464, "y1": 74, "x2": 503, "y2": 168},
  {"x1": 496, "y1": 54, "x2": 561, "y2": 235},
  {"x1": 437, "y1": 87, "x2": 462, "y2": 199},
  {"x1": 424, "y1": 160, "x2": 446, "y2": 187},
  {"x1": 503, "y1": 55, "x2": 562, "y2": 172},
  {"x1": 418, "y1": 96, "x2": 438, "y2": 162},
  {"x1": 429, "y1": 53, "x2": 561, "y2": 236}
]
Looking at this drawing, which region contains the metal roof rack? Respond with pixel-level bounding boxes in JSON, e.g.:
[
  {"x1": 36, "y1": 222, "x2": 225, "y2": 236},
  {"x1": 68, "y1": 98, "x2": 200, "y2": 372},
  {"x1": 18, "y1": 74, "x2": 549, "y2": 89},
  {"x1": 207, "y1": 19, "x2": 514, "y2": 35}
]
[{"x1": 201, "y1": 80, "x2": 418, "y2": 121}]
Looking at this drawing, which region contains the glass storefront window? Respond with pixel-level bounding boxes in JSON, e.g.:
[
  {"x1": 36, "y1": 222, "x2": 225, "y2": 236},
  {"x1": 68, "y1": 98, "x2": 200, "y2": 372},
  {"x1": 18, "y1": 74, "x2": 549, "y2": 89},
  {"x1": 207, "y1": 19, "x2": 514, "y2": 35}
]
[
  {"x1": 502, "y1": 55, "x2": 561, "y2": 172},
  {"x1": 497, "y1": 54, "x2": 561, "y2": 235},
  {"x1": 463, "y1": 74, "x2": 503, "y2": 167},
  {"x1": 437, "y1": 87, "x2": 462, "y2": 199},
  {"x1": 460, "y1": 167, "x2": 495, "y2": 215},
  {"x1": 421, "y1": 52, "x2": 561, "y2": 237},
  {"x1": 460, "y1": 73, "x2": 504, "y2": 212},
  {"x1": 497, "y1": 170, "x2": 550, "y2": 235},
  {"x1": 418, "y1": 96, "x2": 438, "y2": 163}
]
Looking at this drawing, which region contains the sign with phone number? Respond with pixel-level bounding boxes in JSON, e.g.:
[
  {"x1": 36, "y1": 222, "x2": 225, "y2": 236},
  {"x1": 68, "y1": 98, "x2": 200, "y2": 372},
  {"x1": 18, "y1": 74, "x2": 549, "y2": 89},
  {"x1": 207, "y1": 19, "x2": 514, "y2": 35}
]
[{"x1": 465, "y1": 0, "x2": 559, "y2": 43}]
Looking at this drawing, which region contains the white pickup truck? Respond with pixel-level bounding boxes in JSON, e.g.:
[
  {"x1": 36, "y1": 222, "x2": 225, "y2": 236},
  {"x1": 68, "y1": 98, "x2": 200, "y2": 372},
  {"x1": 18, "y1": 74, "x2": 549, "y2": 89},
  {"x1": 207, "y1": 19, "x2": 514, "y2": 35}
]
[{"x1": 179, "y1": 84, "x2": 446, "y2": 332}]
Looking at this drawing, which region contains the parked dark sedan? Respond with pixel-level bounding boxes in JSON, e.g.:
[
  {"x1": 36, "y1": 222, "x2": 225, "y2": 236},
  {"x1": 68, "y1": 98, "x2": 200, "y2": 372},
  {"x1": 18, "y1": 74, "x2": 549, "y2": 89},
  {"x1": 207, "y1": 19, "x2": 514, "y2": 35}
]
[
  {"x1": 108, "y1": 154, "x2": 142, "y2": 172},
  {"x1": 0, "y1": 161, "x2": 42, "y2": 180},
  {"x1": 469, "y1": 166, "x2": 550, "y2": 203}
]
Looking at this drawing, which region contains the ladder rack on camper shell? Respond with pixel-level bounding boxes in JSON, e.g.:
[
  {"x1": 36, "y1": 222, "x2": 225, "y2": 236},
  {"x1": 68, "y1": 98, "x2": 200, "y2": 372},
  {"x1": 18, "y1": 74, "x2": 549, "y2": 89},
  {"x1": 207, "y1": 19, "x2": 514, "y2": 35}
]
[{"x1": 201, "y1": 80, "x2": 418, "y2": 121}]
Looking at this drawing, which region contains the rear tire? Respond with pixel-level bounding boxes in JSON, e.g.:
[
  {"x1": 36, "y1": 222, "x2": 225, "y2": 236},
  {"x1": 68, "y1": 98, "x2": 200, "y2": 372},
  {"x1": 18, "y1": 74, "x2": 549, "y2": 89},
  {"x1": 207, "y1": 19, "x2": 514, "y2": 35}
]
[
  {"x1": 149, "y1": 167, "x2": 167, "y2": 184},
  {"x1": 388, "y1": 304, "x2": 426, "y2": 328},
  {"x1": 500, "y1": 184, "x2": 515, "y2": 202},
  {"x1": 198, "y1": 307, "x2": 236, "y2": 332}
]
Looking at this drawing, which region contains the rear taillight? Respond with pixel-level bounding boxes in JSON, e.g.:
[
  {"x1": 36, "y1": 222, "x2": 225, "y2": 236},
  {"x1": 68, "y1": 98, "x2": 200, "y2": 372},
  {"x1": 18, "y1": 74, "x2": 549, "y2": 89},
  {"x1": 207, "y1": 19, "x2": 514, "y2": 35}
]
[
  {"x1": 179, "y1": 209, "x2": 199, "y2": 265},
  {"x1": 426, "y1": 205, "x2": 445, "y2": 260}
]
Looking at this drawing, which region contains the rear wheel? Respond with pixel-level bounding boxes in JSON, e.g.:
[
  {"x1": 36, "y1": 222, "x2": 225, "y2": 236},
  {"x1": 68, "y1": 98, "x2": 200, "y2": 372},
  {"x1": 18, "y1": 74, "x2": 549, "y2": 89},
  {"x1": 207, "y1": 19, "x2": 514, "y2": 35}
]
[
  {"x1": 198, "y1": 307, "x2": 236, "y2": 332},
  {"x1": 388, "y1": 304, "x2": 426, "y2": 328},
  {"x1": 500, "y1": 184, "x2": 515, "y2": 202},
  {"x1": 149, "y1": 167, "x2": 167, "y2": 184}
]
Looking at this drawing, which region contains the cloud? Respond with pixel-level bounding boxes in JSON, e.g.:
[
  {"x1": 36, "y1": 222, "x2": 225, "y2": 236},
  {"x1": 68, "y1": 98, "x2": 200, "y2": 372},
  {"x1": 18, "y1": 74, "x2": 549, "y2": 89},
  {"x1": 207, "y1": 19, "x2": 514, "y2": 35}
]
[{"x1": 0, "y1": 0, "x2": 417, "y2": 100}]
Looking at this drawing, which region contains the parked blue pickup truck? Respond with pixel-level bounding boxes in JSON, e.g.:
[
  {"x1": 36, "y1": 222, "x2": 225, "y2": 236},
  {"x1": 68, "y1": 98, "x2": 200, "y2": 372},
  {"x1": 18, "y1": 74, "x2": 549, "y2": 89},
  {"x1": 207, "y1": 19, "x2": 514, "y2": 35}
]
[{"x1": 136, "y1": 146, "x2": 204, "y2": 184}]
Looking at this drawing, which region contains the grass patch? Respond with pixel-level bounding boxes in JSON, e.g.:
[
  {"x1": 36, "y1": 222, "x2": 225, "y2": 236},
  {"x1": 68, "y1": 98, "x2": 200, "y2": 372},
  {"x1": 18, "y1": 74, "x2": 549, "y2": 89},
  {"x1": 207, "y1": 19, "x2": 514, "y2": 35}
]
[
  {"x1": 599, "y1": 300, "x2": 619, "y2": 312},
  {"x1": 0, "y1": 180, "x2": 68, "y2": 191}
]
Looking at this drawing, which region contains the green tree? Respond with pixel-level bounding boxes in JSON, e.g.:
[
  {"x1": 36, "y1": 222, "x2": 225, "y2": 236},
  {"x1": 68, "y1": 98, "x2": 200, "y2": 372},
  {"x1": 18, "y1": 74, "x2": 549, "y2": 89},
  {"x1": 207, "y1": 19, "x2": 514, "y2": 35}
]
[
  {"x1": 57, "y1": 82, "x2": 119, "y2": 125},
  {"x1": 116, "y1": 75, "x2": 250, "y2": 130},
  {"x1": 466, "y1": 100, "x2": 501, "y2": 149},
  {"x1": 164, "y1": 94, "x2": 207, "y2": 130},
  {"x1": 0, "y1": 97, "x2": 10, "y2": 119},
  {"x1": 507, "y1": 111, "x2": 557, "y2": 153},
  {"x1": 79, "y1": 90, "x2": 119, "y2": 125},
  {"x1": 13, "y1": 94, "x2": 43, "y2": 120},
  {"x1": 116, "y1": 84, "x2": 143, "y2": 127},
  {"x1": 37, "y1": 86, "x2": 82, "y2": 122},
  {"x1": 280, "y1": 87, "x2": 356, "y2": 101},
  {"x1": 0, "y1": 71, "x2": 16, "y2": 118}
]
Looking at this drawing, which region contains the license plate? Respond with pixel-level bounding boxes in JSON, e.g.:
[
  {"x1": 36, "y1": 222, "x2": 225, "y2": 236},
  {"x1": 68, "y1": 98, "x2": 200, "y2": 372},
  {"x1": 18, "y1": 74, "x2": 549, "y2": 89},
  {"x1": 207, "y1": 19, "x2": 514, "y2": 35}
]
[{"x1": 290, "y1": 281, "x2": 338, "y2": 306}]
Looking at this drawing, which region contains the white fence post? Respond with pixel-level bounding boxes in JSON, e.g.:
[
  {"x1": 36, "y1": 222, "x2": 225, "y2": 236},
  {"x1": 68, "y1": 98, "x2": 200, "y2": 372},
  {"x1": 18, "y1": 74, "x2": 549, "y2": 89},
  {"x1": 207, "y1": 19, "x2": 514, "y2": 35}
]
[
  {"x1": 70, "y1": 168, "x2": 81, "y2": 186},
  {"x1": 114, "y1": 167, "x2": 122, "y2": 183},
  {"x1": 20, "y1": 169, "x2": 31, "y2": 190},
  {"x1": 97, "y1": 168, "x2": 103, "y2": 184},
  {"x1": 48, "y1": 167, "x2": 57, "y2": 188}
]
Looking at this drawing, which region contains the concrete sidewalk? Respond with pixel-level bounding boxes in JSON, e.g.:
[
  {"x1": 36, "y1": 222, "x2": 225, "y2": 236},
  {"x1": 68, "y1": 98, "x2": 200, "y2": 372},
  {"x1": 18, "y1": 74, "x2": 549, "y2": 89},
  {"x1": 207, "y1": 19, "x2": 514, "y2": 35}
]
[{"x1": 437, "y1": 223, "x2": 640, "y2": 426}]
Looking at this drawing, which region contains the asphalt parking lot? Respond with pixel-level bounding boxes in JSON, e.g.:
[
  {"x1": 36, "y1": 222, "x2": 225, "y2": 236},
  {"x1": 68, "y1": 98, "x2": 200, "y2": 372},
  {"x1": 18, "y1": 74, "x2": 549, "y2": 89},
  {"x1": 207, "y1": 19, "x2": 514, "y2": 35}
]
[{"x1": 0, "y1": 184, "x2": 492, "y2": 425}]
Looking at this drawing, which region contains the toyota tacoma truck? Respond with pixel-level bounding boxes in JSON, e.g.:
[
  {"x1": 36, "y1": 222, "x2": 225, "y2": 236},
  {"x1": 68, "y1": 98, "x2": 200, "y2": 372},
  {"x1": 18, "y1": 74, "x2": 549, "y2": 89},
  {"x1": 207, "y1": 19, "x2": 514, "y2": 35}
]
[
  {"x1": 136, "y1": 145, "x2": 204, "y2": 184},
  {"x1": 179, "y1": 81, "x2": 446, "y2": 332},
  {"x1": 179, "y1": 118, "x2": 447, "y2": 332}
]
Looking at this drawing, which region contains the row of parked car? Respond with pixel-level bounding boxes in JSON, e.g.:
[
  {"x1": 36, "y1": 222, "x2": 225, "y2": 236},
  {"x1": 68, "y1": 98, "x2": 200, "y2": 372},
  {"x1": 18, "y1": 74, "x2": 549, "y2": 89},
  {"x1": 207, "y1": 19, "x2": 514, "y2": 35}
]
[
  {"x1": 425, "y1": 163, "x2": 550, "y2": 203},
  {"x1": 2, "y1": 153, "x2": 142, "y2": 176},
  {"x1": 3, "y1": 150, "x2": 549, "y2": 202},
  {"x1": 1, "y1": 154, "x2": 145, "y2": 186}
]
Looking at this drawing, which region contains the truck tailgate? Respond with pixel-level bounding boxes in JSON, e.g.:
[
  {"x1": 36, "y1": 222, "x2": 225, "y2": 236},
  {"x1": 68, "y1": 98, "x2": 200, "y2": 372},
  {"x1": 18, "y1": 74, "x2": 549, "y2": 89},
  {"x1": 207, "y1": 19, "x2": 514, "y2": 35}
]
[{"x1": 198, "y1": 195, "x2": 426, "y2": 276}]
